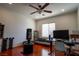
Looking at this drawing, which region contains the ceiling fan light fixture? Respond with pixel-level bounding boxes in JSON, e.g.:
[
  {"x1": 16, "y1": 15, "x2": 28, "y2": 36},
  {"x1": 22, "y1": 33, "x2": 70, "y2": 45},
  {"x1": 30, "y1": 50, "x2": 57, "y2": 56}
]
[{"x1": 61, "y1": 9, "x2": 65, "y2": 12}]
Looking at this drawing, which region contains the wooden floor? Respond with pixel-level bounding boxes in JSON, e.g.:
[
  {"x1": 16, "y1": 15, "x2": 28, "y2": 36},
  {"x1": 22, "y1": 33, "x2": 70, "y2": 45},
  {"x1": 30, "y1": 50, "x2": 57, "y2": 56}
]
[{"x1": 0, "y1": 44, "x2": 64, "y2": 56}]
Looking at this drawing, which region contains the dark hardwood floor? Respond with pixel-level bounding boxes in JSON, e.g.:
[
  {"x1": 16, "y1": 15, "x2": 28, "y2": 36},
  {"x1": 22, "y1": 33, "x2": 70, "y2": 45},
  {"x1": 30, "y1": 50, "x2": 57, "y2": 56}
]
[{"x1": 0, "y1": 44, "x2": 64, "y2": 56}]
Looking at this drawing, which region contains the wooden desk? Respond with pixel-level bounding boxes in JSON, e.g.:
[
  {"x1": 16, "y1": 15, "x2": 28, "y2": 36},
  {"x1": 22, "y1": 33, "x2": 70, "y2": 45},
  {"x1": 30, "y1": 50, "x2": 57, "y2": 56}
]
[
  {"x1": 70, "y1": 34, "x2": 79, "y2": 38},
  {"x1": 70, "y1": 34, "x2": 79, "y2": 41}
]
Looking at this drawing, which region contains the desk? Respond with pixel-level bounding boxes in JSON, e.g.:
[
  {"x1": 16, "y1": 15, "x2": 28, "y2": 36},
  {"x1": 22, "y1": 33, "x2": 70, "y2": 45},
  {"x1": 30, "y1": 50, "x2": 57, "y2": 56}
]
[
  {"x1": 49, "y1": 39, "x2": 79, "y2": 56},
  {"x1": 64, "y1": 41, "x2": 79, "y2": 55},
  {"x1": 70, "y1": 34, "x2": 79, "y2": 41}
]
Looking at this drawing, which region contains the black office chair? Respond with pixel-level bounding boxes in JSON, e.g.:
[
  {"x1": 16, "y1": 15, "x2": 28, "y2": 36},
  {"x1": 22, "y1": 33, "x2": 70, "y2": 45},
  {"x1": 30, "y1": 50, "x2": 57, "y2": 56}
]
[
  {"x1": 54, "y1": 40, "x2": 67, "y2": 56},
  {"x1": 52, "y1": 30, "x2": 69, "y2": 56}
]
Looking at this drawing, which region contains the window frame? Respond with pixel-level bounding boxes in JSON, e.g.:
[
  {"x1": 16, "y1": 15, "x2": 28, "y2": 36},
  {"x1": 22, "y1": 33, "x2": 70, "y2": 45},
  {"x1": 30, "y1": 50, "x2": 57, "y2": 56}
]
[{"x1": 42, "y1": 23, "x2": 55, "y2": 38}]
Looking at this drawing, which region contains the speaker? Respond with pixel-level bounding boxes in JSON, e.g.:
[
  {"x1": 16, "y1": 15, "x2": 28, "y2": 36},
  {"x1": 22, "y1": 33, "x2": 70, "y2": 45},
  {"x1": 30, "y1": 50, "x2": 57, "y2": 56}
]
[
  {"x1": 8, "y1": 37, "x2": 14, "y2": 49},
  {"x1": 1, "y1": 38, "x2": 8, "y2": 52},
  {"x1": 26, "y1": 29, "x2": 32, "y2": 39}
]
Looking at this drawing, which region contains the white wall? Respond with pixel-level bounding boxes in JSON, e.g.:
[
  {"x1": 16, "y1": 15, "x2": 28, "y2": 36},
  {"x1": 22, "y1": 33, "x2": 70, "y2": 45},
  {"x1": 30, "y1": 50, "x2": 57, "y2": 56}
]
[
  {"x1": 36, "y1": 12, "x2": 77, "y2": 37},
  {"x1": 0, "y1": 7, "x2": 35, "y2": 47}
]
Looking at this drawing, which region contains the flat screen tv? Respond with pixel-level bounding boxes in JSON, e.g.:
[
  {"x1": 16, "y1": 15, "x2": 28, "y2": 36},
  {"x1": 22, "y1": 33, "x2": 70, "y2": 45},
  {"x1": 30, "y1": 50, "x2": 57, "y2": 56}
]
[{"x1": 53, "y1": 30, "x2": 69, "y2": 40}]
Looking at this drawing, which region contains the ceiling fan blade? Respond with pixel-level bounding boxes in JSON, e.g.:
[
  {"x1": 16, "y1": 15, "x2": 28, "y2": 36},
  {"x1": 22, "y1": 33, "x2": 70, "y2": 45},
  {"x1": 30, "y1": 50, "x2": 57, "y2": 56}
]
[
  {"x1": 41, "y1": 3, "x2": 49, "y2": 10},
  {"x1": 44, "y1": 10, "x2": 52, "y2": 13},
  {"x1": 30, "y1": 11, "x2": 38, "y2": 15},
  {"x1": 29, "y1": 4, "x2": 39, "y2": 10}
]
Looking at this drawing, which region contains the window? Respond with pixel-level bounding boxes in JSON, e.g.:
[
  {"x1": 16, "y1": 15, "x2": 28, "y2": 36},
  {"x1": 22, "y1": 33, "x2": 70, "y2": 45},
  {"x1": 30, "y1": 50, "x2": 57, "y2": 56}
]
[{"x1": 42, "y1": 23, "x2": 55, "y2": 37}]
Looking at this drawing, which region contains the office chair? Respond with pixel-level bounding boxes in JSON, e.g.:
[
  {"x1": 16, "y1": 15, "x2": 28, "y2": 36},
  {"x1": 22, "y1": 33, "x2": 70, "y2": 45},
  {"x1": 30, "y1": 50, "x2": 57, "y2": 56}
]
[
  {"x1": 54, "y1": 40, "x2": 67, "y2": 56},
  {"x1": 52, "y1": 30, "x2": 70, "y2": 55}
]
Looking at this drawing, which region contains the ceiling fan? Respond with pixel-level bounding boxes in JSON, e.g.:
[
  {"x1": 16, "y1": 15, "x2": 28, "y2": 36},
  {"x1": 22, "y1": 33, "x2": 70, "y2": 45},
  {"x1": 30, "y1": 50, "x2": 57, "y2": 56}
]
[{"x1": 29, "y1": 3, "x2": 52, "y2": 15}]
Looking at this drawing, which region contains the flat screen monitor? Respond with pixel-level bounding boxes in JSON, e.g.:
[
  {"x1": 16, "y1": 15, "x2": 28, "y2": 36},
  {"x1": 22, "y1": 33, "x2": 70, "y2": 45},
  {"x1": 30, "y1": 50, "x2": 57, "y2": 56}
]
[{"x1": 53, "y1": 30, "x2": 69, "y2": 40}]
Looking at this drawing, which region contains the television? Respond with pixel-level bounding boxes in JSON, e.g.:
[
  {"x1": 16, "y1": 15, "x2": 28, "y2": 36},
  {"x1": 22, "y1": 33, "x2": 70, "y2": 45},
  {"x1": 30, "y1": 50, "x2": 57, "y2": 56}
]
[{"x1": 53, "y1": 30, "x2": 69, "y2": 40}]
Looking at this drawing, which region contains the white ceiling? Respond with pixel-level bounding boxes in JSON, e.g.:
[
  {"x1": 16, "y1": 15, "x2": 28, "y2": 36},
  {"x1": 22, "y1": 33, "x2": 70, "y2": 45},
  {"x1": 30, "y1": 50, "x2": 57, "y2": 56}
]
[{"x1": 0, "y1": 3, "x2": 79, "y2": 20}]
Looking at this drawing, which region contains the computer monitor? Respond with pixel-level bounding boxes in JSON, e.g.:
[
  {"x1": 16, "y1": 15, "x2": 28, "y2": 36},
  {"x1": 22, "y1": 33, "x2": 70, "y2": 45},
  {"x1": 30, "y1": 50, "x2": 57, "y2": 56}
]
[{"x1": 53, "y1": 30, "x2": 69, "y2": 40}]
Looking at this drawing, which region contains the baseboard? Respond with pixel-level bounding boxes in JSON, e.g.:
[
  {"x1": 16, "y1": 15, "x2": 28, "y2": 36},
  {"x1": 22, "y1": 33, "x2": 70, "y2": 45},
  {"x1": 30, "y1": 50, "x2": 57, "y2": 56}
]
[{"x1": 13, "y1": 42, "x2": 23, "y2": 48}]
